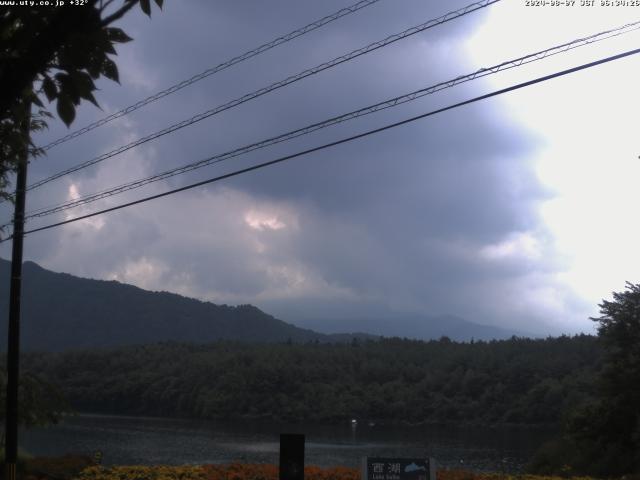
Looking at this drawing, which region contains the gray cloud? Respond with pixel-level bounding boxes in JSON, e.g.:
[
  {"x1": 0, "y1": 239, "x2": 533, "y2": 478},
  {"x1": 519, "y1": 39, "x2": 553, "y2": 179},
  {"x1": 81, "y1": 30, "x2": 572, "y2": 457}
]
[{"x1": 0, "y1": 0, "x2": 596, "y2": 336}]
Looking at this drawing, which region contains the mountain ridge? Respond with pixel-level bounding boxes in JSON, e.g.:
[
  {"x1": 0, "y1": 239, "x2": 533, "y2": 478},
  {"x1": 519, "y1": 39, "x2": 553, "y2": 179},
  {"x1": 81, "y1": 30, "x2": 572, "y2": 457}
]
[
  {"x1": 0, "y1": 259, "x2": 336, "y2": 351},
  {"x1": 290, "y1": 313, "x2": 531, "y2": 341},
  {"x1": 1, "y1": 258, "x2": 523, "y2": 351}
]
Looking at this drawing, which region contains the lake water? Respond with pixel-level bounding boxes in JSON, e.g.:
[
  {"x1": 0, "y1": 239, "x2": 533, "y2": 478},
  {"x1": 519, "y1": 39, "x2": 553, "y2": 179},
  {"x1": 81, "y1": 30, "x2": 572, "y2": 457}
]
[{"x1": 21, "y1": 414, "x2": 554, "y2": 473}]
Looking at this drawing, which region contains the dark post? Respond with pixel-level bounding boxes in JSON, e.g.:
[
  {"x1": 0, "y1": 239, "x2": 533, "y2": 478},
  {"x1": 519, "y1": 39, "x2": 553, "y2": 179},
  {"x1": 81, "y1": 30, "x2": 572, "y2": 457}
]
[
  {"x1": 4, "y1": 107, "x2": 30, "y2": 480},
  {"x1": 279, "y1": 433, "x2": 305, "y2": 480}
]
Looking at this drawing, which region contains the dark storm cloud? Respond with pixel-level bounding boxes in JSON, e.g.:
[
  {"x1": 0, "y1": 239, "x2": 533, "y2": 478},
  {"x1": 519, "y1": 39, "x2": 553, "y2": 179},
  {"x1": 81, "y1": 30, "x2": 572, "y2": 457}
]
[{"x1": 0, "y1": 0, "x2": 593, "y2": 335}]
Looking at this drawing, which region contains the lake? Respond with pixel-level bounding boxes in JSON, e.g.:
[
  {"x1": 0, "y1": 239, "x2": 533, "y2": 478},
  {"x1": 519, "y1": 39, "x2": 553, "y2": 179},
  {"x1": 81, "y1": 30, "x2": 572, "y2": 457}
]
[{"x1": 21, "y1": 414, "x2": 554, "y2": 472}]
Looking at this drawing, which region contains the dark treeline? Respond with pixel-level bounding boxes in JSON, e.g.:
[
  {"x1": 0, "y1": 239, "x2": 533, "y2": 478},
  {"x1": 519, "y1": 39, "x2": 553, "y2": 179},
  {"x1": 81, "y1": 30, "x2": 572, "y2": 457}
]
[{"x1": 22, "y1": 335, "x2": 600, "y2": 426}]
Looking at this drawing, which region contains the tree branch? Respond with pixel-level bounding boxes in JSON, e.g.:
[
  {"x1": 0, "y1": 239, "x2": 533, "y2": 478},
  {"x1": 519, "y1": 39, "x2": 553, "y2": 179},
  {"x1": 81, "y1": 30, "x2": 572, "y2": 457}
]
[
  {"x1": 99, "y1": 0, "x2": 118, "y2": 12},
  {"x1": 100, "y1": 0, "x2": 139, "y2": 27}
]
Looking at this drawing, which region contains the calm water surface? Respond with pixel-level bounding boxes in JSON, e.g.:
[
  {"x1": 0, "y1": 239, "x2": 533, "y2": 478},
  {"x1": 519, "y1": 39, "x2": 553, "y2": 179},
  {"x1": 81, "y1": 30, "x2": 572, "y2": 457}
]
[{"x1": 22, "y1": 414, "x2": 554, "y2": 472}]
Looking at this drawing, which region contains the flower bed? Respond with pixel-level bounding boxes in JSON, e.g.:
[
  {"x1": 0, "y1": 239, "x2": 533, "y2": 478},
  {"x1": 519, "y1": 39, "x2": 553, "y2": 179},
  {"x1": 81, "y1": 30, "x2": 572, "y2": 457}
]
[
  {"x1": 75, "y1": 464, "x2": 600, "y2": 480},
  {"x1": 14, "y1": 458, "x2": 605, "y2": 480}
]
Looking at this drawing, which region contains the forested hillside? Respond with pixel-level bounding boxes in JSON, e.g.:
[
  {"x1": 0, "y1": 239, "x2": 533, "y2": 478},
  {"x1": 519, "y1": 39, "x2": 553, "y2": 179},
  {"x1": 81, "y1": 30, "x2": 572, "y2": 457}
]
[
  {"x1": 0, "y1": 259, "x2": 337, "y2": 350},
  {"x1": 23, "y1": 335, "x2": 600, "y2": 425}
]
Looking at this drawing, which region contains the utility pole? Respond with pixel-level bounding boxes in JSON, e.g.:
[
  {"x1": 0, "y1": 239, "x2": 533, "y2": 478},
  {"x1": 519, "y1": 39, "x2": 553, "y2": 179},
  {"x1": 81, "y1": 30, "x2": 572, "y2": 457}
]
[{"x1": 4, "y1": 104, "x2": 30, "y2": 480}]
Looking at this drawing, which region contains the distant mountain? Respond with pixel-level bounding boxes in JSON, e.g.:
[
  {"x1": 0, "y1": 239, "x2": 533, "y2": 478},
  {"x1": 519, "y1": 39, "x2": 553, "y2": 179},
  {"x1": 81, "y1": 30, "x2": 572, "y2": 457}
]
[
  {"x1": 0, "y1": 259, "x2": 360, "y2": 351},
  {"x1": 0, "y1": 259, "x2": 524, "y2": 351},
  {"x1": 290, "y1": 314, "x2": 530, "y2": 342}
]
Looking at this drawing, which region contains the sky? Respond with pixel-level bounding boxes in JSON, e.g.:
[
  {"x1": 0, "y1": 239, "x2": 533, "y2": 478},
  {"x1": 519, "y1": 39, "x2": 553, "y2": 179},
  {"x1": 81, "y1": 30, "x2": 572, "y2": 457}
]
[{"x1": 2, "y1": 0, "x2": 640, "y2": 336}]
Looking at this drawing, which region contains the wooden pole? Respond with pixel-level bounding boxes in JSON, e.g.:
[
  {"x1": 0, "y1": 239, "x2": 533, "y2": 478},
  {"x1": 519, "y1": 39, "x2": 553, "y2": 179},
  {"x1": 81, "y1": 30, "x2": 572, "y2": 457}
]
[{"x1": 4, "y1": 105, "x2": 30, "y2": 480}]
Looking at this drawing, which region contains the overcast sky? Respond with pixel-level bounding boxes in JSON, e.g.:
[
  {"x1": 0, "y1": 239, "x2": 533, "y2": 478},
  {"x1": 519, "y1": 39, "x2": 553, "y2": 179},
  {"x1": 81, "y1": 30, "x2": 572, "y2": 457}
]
[{"x1": 2, "y1": 0, "x2": 639, "y2": 336}]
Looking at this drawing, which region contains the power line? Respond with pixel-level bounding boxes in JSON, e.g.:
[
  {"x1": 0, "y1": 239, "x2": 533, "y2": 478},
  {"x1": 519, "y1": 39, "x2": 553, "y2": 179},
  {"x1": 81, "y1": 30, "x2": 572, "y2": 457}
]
[
  {"x1": 38, "y1": 0, "x2": 384, "y2": 152},
  {"x1": 5, "y1": 46, "x2": 638, "y2": 242},
  {"x1": 26, "y1": 0, "x2": 499, "y2": 191},
  {"x1": 18, "y1": 19, "x2": 640, "y2": 222}
]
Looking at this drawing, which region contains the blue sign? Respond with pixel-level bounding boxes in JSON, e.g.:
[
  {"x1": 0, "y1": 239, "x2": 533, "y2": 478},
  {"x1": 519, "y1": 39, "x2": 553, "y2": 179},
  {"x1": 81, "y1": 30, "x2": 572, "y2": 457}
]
[{"x1": 363, "y1": 457, "x2": 435, "y2": 480}]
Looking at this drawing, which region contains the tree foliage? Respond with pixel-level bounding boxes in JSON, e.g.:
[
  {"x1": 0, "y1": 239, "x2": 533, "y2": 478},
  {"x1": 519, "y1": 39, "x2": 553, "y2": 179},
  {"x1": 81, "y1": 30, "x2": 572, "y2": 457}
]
[
  {"x1": 23, "y1": 335, "x2": 600, "y2": 427},
  {"x1": 0, "y1": 369, "x2": 70, "y2": 439},
  {"x1": 0, "y1": 0, "x2": 163, "y2": 200},
  {"x1": 531, "y1": 283, "x2": 640, "y2": 476},
  {"x1": 571, "y1": 283, "x2": 640, "y2": 475}
]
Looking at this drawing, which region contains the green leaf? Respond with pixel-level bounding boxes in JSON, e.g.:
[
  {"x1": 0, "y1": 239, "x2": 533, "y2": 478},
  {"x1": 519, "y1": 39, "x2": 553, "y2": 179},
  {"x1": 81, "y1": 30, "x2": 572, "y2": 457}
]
[
  {"x1": 56, "y1": 73, "x2": 81, "y2": 104},
  {"x1": 71, "y1": 70, "x2": 96, "y2": 93},
  {"x1": 106, "y1": 27, "x2": 133, "y2": 44},
  {"x1": 140, "y1": 0, "x2": 151, "y2": 16},
  {"x1": 56, "y1": 97, "x2": 76, "y2": 127},
  {"x1": 101, "y1": 58, "x2": 119, "y2": 83},
  {"x1": 91, "y1": 30, "x2": 117, "y2": 55},
  {"x1": 42, "y1": 76, "x2": 57, "y2": 102},
  {"x1": 80, "y1": 89, "x2": 100, "y2": 109},
  {"x1": 101, "y1": 40, "x2": 117, "y2": 55},
  {"x1": 70, "y1": 71, "x2": 99, "y2": 107},
  {"x1": 31, "y1": 93, "x2": 44, "y2": 108},
  {"x1": 87, "y1": 55, "x2": 102, "y2": 79}
]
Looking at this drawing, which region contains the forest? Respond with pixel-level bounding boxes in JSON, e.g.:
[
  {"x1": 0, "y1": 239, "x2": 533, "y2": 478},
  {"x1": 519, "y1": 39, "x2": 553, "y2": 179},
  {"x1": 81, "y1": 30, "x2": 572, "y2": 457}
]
[{"x1": 21, "y1": 335, "x2": 600, "y2": 426}]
